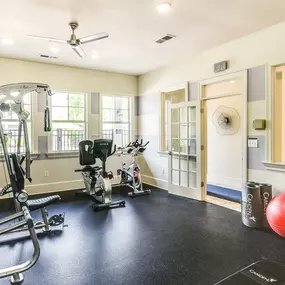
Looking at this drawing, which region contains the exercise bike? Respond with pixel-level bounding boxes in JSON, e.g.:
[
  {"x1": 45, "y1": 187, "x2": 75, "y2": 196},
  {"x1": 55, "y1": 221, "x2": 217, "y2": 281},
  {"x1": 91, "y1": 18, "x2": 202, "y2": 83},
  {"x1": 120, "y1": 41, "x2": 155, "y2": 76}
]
[
  {"x1": 116, "y1": 139, "x2": 151, "y2": 197},
  {"x1": 75, "y1": 139, "x2": 126, "y2": 210}
]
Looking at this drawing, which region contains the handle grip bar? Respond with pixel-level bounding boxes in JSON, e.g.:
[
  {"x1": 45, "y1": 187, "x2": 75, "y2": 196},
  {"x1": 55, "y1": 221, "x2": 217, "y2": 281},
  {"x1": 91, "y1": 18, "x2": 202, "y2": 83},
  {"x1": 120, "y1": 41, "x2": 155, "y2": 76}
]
[
  {"x1": 110, "y1": 144, "x2": 117, "y2": 156},
  {"x1": 0, "y1": 206, "x2": 40, "y2": 280},
  {"x1": 141, "y1": 141, "x2": 150, "y2": 147},
  {"x1": 132, "y1": 139, "x2": 149, "y2": 148}
]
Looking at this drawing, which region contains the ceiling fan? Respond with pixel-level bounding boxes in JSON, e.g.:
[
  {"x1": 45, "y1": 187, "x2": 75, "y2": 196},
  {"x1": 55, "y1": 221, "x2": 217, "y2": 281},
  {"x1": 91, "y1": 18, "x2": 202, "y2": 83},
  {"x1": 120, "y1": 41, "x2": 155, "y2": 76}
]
[{"x1": 26, "y1": 22, "x2": 109, "y2": 58}]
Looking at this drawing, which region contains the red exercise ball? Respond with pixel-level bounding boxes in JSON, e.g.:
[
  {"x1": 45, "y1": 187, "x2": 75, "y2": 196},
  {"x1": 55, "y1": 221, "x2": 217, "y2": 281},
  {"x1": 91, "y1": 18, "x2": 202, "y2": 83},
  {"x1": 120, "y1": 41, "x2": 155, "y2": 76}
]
[{"x1": 266, "y1": 193, "x2": 285, "y2": 237}]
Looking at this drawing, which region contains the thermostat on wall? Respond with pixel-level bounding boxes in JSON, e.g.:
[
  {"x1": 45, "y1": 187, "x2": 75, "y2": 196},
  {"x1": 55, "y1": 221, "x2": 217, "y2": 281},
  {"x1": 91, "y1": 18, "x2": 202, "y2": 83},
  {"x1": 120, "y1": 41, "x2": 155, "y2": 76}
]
[{"x1": 253, "y1": 119, "x2": 266, "y2": 130}]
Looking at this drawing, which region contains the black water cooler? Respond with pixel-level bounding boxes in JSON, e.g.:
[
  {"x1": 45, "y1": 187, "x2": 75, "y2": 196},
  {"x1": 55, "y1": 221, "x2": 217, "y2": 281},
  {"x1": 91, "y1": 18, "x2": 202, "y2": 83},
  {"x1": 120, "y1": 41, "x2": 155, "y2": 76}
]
[{"x1": 241, "y1": 182, "x2": 272, "y2": 229}]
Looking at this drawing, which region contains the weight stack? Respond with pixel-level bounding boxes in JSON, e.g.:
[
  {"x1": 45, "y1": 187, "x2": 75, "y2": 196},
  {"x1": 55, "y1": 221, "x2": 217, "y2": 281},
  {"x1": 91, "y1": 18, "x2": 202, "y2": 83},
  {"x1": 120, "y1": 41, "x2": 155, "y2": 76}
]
[
  {"x1": 259, "y1": 183, "x2": 272, "y2": 228},
  {"x1": 242, "y1": 183, "x2": 264, "y2": 228}
]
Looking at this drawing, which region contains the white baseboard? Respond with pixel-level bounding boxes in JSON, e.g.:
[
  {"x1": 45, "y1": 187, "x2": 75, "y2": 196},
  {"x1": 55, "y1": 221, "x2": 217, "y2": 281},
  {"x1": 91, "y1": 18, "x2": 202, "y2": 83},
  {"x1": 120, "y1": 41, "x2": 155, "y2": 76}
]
[
  {"x1": 25, "y1": 180, "x2": 84, "y2": 195},
  {"x1": 0, "y1": 174, "x2": 167, "y2": 200},
  {"x1": 142, "y1": 175, "x2": 168, "y2": 190}
]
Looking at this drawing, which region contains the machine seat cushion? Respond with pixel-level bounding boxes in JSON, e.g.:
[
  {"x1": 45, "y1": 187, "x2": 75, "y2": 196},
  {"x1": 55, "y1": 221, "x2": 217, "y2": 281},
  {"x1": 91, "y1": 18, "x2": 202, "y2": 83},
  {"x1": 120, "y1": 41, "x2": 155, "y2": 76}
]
[{"x1": 26, "y1": 195, "x2": 61, "y2": 212}]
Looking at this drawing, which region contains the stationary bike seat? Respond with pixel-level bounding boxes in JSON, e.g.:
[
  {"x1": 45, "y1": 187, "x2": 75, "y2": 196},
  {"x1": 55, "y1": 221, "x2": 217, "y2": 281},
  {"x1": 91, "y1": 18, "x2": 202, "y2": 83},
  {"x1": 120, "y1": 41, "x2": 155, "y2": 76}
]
[{"x1": 26, "y1": 195, "x2": 61, "y2": 212}]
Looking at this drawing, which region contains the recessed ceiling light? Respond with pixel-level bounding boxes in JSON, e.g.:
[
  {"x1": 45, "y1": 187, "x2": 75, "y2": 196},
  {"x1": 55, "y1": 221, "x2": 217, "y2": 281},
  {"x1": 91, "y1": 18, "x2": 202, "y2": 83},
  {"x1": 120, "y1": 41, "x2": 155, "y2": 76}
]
[
  {"x1": 50, "y1": 47, "x2": 60, "y2": 53},
  {"x1": 1, "y1": 38, "x2": 14, "y2": 45},
  {"x1": 157, "y1": 1, "x2": 172, "y2": 13},
  {"x1": 92, "y1": 54, "x2": 99, "y2": 59},
  {"x1": 229, "y1": 80, "x2": 235, "y2": 84}
]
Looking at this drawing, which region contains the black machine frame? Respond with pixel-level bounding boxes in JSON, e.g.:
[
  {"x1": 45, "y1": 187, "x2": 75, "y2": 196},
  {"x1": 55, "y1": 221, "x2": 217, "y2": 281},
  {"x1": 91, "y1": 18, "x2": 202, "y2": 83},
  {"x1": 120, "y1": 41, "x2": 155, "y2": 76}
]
[{"x1": 76, "y1": 139, "x2": 126, "y2": 210}]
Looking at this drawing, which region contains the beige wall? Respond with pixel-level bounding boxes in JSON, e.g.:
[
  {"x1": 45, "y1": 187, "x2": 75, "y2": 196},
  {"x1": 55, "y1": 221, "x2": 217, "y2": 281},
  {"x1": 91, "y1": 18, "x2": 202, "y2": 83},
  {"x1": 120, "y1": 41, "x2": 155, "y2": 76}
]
[
  {"x1": 139, "y1": 20, "x2": 285, "y2": 95},
  {"x1": 0, "y1": 58, "x2": 137, "y2": 197},
  {"x1": 138, "y1": 20, "x2": 285, "y2": 195},
  {"x1": 0, "y1": 58, "x2": 137, "y2": 95}
]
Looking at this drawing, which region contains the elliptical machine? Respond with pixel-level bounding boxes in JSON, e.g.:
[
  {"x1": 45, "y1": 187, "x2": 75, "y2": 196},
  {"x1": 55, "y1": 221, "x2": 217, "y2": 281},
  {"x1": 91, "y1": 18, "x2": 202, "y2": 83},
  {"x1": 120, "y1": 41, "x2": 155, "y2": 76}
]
[
  {"x1": 116, "y1": 139, "x2": 151, "y2": 197},
  {"x1": 75, "y1": 139, "x2": 126, "y2": 210}
]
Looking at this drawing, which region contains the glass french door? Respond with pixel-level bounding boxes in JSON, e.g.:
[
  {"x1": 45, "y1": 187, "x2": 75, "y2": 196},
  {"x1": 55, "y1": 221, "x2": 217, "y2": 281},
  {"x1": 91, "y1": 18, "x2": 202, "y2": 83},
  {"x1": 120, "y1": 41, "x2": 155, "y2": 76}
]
[{"x1": 168, "y1": 101, "x2": 203, "y2": 200}]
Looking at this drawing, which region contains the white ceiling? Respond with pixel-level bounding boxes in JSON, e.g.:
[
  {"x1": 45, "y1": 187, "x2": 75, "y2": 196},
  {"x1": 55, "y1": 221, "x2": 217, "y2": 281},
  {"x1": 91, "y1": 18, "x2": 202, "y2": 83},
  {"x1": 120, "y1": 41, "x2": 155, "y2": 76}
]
[{"x1": 1, "y1": 0, "x2": 285, "y2": 75}]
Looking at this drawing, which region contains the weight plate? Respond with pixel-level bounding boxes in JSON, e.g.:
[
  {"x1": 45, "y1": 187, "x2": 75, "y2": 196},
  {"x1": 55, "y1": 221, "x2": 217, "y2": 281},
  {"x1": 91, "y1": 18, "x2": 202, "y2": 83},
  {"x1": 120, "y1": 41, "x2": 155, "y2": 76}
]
[{"x1": 48, "y1": 214, "x2": 64, "y2": 226}]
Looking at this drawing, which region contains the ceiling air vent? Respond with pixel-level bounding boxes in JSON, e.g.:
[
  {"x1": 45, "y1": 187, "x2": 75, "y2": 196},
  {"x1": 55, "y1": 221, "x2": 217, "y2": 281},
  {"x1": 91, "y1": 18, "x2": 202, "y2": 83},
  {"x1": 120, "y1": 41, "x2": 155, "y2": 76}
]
[
  {"x1": 156, "y1": 34, "x2": 176, "y2": 44},
  {"x1": 40, "y1": 54, "x2": 58, "y2": 59}
]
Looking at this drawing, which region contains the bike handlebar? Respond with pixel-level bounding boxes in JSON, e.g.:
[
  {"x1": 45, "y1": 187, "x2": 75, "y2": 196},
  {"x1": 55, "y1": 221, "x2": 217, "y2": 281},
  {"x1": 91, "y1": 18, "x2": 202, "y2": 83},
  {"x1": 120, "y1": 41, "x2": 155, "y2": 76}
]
[
  {"x1": 141, "y1": 141, "x2": 150, "y2": 147},
  {"x1": 122, "y1": 139, "x2": 150, "y2": 150}
]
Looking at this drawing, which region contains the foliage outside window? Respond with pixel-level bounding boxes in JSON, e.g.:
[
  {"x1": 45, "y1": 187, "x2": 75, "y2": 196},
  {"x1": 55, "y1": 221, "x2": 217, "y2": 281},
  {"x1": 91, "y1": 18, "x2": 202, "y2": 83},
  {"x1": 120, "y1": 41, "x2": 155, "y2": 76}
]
[{"x1": 1, "y1": 93, "x2": 32, "y2": 154}]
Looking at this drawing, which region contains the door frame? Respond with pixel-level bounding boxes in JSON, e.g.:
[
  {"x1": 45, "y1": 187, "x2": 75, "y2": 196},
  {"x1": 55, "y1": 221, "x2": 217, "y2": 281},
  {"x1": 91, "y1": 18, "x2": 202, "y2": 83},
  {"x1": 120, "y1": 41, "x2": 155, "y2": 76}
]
[
  {"x1": 198, "y1": 70, "x2": 248, "y2": 200},
  {"x1": 167, "y1": 100, "x2": 202, "y2": 200}
]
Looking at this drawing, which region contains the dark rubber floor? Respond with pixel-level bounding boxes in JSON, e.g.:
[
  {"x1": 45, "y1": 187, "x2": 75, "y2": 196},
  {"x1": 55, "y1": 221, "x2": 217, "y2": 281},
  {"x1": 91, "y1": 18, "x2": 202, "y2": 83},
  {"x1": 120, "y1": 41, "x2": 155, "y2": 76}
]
[{"x1": 0, "y1": 187, "x2": 285, "y2": 285}]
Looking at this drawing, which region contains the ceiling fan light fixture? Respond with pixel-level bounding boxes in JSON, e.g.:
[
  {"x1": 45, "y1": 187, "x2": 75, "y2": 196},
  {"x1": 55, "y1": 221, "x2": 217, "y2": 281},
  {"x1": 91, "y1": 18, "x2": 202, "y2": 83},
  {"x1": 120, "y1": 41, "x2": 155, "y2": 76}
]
[
  {"x1": 26, "y1": 21, "x2": 109, "y2": 59},
  {"x1": 1, "y1": 38, "x2": 14, "y2": 45},
  {"x1": 157, "y1": 1, "x2": 172, "y2": 13}
]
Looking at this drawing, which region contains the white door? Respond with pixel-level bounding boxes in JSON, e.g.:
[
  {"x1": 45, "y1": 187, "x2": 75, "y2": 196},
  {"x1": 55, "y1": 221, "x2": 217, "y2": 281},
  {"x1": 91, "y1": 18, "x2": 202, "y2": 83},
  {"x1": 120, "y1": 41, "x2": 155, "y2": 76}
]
[{"x1": 168, "y1": 101, "x2": 204, "y2": 200}]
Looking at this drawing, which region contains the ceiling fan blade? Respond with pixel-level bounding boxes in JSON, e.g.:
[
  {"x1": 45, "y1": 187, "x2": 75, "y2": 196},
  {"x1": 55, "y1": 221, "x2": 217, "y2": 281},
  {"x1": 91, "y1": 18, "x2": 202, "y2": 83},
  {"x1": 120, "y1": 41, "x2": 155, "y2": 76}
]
[
  {"x1": 71, "y1": 45, "x2": 85, "y2": 58},
  {"x1": 79, "y1": 32, "x2": 109, "y2": 45},
  {"x1": 26, "y1": 35, "x2": 66, "y2": 44}
]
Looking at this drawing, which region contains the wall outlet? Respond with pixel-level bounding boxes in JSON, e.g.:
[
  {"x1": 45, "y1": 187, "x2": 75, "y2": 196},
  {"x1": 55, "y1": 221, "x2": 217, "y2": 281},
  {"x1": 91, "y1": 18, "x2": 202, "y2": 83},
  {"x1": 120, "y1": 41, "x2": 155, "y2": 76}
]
[
  {"x1": 44, "y1": 171, "x2": 49, "y2": 177},
  {"x1": 248, "y1": 138, "x2": 258, "y2": 148}
]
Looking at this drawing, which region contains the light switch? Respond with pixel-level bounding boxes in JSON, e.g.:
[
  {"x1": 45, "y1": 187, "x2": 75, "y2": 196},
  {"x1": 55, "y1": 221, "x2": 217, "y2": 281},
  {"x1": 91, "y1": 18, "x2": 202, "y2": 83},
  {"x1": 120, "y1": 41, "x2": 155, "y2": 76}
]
[{"x1": 248, "y1": 138, "x2": 258, "y2": 148}]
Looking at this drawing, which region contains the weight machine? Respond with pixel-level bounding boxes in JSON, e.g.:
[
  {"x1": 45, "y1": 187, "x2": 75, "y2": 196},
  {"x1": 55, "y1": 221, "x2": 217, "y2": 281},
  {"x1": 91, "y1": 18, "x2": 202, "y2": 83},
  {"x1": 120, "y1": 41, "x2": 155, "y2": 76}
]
[{"x1": 0, "y1": 83, "x2": 64, "y2": 284}]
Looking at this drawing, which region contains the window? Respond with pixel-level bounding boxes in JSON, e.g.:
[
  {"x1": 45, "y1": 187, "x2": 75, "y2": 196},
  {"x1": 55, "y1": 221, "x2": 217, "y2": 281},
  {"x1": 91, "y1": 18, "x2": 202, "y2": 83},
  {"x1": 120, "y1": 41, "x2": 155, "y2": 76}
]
[
  {"x1": 1, "y1": 93, "x2": 32, "y2": 154},
  {"x1": 51, "y1": 92, "x2": 86, "y2": 152},
  {"x1": 160, "y1": 89, "x2": 185, "y2": 152},
  {"x1": 102, "y1": 95, "x2": 132, "y2": 147},
  {"x1": 272, "y1": 65, "x2": 285, "y2": 163}
]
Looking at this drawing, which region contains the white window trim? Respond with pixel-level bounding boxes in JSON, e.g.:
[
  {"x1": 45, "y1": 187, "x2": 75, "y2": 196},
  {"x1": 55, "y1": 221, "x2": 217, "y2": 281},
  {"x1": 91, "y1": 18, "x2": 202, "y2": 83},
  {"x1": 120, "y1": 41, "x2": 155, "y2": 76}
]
[
  {"x1": 263, "y1": 61, "x2": 285, "y2": 170},
  {"x1": 159, "y1": 82, "x2": 189, "y2": 154},
  {"x1": 100, "y1": 93, "x2": 134, "y2": 145},
  {"x1": 48, "y1": 91, "x2": 88, "y2": 153}
]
